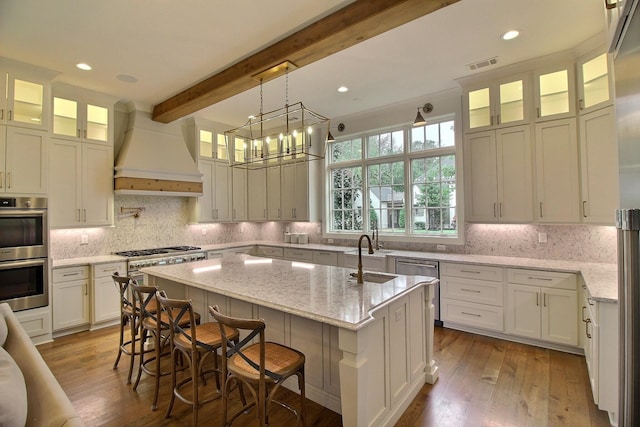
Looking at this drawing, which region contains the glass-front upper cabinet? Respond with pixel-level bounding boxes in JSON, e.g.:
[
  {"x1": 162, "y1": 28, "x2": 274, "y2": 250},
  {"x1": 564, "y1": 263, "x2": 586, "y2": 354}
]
[
  {"x1": 577, "y1": 52, "x2": 613, "y2": 114},
  {"x1": 534, "y1": 63, "x2": 576, "y2": 121},
  {"x1": 5, "y1": 76, "x2": 47, "y2": 130},
  {"x1": 52, "y1": 84, "x2": 115, "y2": 143},
  {"x1": 198, "y1": 129, "x2": 228, "y2": 160},
  {"x1": 463, "y1": 74, "x2": 530, "y2": 132}
]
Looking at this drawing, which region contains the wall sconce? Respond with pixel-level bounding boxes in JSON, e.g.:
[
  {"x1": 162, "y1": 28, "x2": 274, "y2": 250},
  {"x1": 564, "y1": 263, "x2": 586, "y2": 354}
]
[
  {"x1": 413, "y1": 103, "x2": 433, "y2": 126},
  {"x1": 326, "y1": 122, "x2": 346, "y2": 142}
]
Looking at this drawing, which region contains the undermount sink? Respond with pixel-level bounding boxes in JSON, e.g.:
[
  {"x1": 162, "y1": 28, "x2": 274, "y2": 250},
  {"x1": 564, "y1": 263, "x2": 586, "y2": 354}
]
[{"x1": 349, "y1": 272, "x2": 397, "y2": 283}]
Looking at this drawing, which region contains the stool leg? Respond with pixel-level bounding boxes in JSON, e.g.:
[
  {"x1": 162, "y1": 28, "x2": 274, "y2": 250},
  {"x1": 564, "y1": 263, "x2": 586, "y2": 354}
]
[
  {"x1": 132, "y1": 328, "x2": 148, "y2": 391},
  {"x1": 165, "y1": 347, "x2": 178, "y2": 419},
  {"x1": 113, "y1": 314, "x2": 125, "y2": 370},
  {"x1": 151, "y1": 330, "x2": 162, "y2": 411},
  {"x1": 298, "y1": 368, "x2": 307, "y2": 426},
  {"x1": 127, "y1": 314, "x2": 137, "y2": 385}
]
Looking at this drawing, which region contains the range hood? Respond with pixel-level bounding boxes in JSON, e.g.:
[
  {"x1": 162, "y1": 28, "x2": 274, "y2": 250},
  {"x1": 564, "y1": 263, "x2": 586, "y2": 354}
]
[{"x1": 114, "y1": 109, "x2": 203, "y2": 196}]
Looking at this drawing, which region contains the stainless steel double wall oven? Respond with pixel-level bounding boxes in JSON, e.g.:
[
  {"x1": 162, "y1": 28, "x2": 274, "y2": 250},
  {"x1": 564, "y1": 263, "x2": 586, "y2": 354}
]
[{"x1": 0, "y1": 197, "x2": 48, "y2": 311}]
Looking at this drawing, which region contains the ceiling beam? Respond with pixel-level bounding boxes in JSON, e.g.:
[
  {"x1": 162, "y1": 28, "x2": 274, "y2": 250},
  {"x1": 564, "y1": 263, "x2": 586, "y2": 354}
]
[{"x1": 152, "y1": 0, "x2": 459, "y2": 123}]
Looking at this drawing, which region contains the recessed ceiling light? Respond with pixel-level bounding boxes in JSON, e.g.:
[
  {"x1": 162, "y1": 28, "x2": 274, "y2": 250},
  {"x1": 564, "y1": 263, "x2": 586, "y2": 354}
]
[
  {"x1": 501, "y1": 30, "x2": 519, "y2": 41},
  {"x1": 76, "y1": 63, "x2": 92, "y2": 71},
  {"x1": 337, "y1": 86, "x2": 349, "y2": 93}
]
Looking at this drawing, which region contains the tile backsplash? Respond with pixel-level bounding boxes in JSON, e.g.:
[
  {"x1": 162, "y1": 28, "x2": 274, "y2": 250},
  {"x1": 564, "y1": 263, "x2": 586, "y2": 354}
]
[{"x1": 50, "y1": 195, "x2": 617, "y2": 264}]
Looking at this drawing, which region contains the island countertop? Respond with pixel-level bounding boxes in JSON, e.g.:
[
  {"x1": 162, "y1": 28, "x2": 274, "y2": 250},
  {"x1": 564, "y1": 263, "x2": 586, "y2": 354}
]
[{"x1": 141, "y1": 253, "x2": 437, "y2": 331}]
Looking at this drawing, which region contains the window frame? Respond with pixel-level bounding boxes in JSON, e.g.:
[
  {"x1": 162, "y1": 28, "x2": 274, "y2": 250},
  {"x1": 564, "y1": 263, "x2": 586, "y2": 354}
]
[{"x1": 323, "y1": 114, "x2": 464, "y2": 245}]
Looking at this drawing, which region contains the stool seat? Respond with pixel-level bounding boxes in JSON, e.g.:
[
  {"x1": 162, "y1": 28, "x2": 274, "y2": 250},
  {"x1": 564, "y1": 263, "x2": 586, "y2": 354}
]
[
  {"x1": 229, "y1": 342, "x2": 305, "y2": 383},
  {"x1": 173, "y1": 322, "x2": 237, "y2": 350}
]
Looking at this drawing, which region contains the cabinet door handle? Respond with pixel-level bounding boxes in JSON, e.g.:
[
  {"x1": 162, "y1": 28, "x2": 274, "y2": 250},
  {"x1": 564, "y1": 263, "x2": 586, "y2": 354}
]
[
  {"x1": 460, "y1": 270, "x2": 481, "y2": 274},
  {"x1": 77, "y1": 129, "x2": 81, "y2": 138},
  {"x1": 461, "y1": 288, "x2": 481, "y2": 293},
  {"x1": 585, "y1": 318, "x2": 592, "y2": 339},
  {"x1": 536, "y1": 293, "x2": 540, "y2": 306},
  {"x1": 496, "y1": 114, "x2": 501, "y2": 125},
  {"x1": 6, "y1": 172, "x2": 10, "y2": 189},
  {"x1": 277, "y1": 208, "x2": 281, "y2": 219},
  {"x1": 581, "y1": 305, "x2": 588, "y2": 322},
  {"x1": 77, "y1": 209, "x2": 81, "y2": 222},
  {"x1": 499, "y1": 203, "x2": 503, "y2": 217},
  {"x1": 461, "y1": 311, "x2": 481, "y2": 318},
  {"x1": 539, "y1": 202, "x2": 543, "y2": 218},
  {"x1": 84, "y1": 284, "x2": 88, "y2": 295},
  {"x1": 83, "y1": 209, "x2": 87, "y2": 222},
  {"x1": 579, "y1": 99, "x2": 584, "y2": 110},
  {"x1": 587, "y1": 297, "x2": 595, "y2": 306},
  {"x1": 536, "y1": 107, "x2": 541, "y2": 118},
  {"x1": 62, "y1": 272, "x2": 80, "y2": 277},
  {"x1": 493, "y1": 203, "x2": 497, "y2": 218},
  {"x1": 0, "y1": 172, "x2": 3, "y2": 188},
  {"x1": 582, "y1": 201, "x2": 588, "y2": 218},
  {"x1": 0, "y1": 109, "x2": 3, "y2": 120},
  {"x1": 7, "y1": 110, "x2": 12, "y2": 121},
  {"x1": 543, "y1": 293, "x2": 547, "y2": 307},
  {"x1": 528, "y1": 276, "x2": 552, "y2": 281}
]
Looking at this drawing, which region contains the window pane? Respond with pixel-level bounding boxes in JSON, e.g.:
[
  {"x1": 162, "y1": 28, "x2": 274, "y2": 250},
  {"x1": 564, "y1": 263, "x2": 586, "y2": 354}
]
[
  {"x1": 369, "y1": 161, "x2": 405, "y2": 233},
  {"x1": 331, "y1": 138, "x2": 362, "y2": 163},
  {"x1": 425, "y1": 124, "x2": 439, "y2": 149},
  {"x1": 331, "y1": 166, "x2": 363, "y2": 231},
  {"x1": 410, "y1": 155, "x2": 457, "y2": 235},
  {"x1": 440, "y1": 121, "x2": 455, "y2": 147},
  {"x1": 411, "y1": 127, "x2": 424, "y2": 151}
]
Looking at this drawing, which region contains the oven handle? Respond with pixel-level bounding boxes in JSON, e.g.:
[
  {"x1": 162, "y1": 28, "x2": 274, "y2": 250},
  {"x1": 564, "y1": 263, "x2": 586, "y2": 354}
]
[{"x1": 0, "y1": 258, "x2": 47, "y2": 270}]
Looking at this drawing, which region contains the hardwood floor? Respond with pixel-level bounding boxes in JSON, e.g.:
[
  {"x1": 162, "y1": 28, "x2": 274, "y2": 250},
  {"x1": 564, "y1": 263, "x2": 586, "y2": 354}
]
[{"x1": 37, "y1": 325, "x2": 612, "y2": 426}]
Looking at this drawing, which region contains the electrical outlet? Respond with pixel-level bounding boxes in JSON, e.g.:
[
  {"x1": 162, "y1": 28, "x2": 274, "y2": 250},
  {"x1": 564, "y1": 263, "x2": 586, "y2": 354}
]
[
  {"x1": 201, "y1": 227, "x2": 207, "y2": 236},
  {"x1": 538, "y1": 232, "x2": 547, "y2": 243},
  {"x1": 80, "y1": 234, "x2": 89, "y2": 245},
  {"x1": 436, "y1": 244, "x2": 446, "y2": 251}
]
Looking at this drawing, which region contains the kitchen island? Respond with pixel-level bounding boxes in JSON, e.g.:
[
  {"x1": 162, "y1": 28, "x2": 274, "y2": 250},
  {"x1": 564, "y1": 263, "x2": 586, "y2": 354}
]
[{"x1": 142, "y1": 253, "x2": 438, "y2": 427}]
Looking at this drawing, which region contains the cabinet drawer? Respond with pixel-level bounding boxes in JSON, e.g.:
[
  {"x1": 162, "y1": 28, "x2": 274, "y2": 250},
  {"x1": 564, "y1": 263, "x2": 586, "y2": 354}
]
[
  {"x1": 93, "y1": 262, "x2": 126, "y2": 278},
  {"x1": 441, "y1": 298, "x2": 504, "y2": 332},
  {"x1": 441, "y1": 276, "x2": 504, "y2": 307},
  {"x1": 257, "y1": 246, "x2": 284, "y2": 258},
  {"x1": 441, "y1": 262, "x2": 504, "y2": 282},
  {"x1": 507, "y1": 268, "x2": 576, "y2": 290},
  {"x1": 313, "y1": 251, "x2": 338, "y2": 266},
  {"x1": 283, "y1": 248, "x2": 313, "y2": 262},
  {"x1": 53, "y1": 266, "x2": 89, "y2": 282}
]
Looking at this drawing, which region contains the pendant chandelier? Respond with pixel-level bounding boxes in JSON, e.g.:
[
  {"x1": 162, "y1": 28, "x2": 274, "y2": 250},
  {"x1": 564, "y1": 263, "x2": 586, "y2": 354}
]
[{"x1": 225, "y1": 61, "x2": 330, "y2": 169}]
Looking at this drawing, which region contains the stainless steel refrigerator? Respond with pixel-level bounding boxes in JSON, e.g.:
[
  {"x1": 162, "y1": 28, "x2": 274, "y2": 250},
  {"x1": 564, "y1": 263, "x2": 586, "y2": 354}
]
[{"x1": 613, "y1": 0, "x2": 640, "y2": 425}]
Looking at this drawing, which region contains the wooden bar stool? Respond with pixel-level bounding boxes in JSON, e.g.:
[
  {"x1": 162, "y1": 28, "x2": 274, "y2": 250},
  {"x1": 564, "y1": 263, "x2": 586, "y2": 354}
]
[
  {"x1": 157, "y1": 292, "x2": 239, "y2": 427},
  {"x1": 209, "y1": 305, "x2": 307, "y2": 427},
  {"x1": 112, "y1": 272, "x2": 140, "y2": 385},
  {"x1": 130, "y1": 284, "x2": 200, "y2": 411}
]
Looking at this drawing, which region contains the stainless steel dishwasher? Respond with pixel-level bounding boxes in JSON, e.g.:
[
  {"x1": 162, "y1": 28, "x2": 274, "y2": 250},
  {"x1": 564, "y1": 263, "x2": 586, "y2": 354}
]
[{"x1": 395, "y1": 258, "x2": 441, "y2": 326}]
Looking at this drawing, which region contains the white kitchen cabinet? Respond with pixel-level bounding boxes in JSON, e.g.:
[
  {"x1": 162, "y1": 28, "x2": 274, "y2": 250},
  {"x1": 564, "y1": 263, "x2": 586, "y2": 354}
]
[
  {"x1": 52, "y1": 266, "x2": 90, "y2": 332},
  {"x1": 190, "y1": 159, "x2": 231, "y2": 222},
  {"x1": 283, "y1": 247, "x2": 313, "y2": 262},
  {"x1": 313, "y1": 250, "x2": 339, "y2": 266},
  {"x1": 505, "y1": 269, "x2": 578, "y2": 346},
  {"x1": 535, "y1": 118, "x2": 580, "y2": 223},
  {"x1": 440, "y1": 262, "x2": 505, "y2": 332},
  {"x1": 462, "y1": 73, "x2": 530, "y2": 132},
  {"x1": 247, "y1": 168, "x2": 267, "y2": 221},
  {"x1": 91, "y1": 261, "x2": 126, "y2": 327},
  {"x1": 256, "y1": 245, "x2": 284, "y2": 259},
  {"x1": 266, "y1": 166, "x2": 281, "y2": 220},
  {"x1": 52, "y1": 83, "x2": 115, "y2": 144},
  {"x1": 577, "y1": 52, "x2": 613, "y2": 114},
  {"x1": 534, "y1": 63, "x2": 576, "y2": 121},
  {"x1": 49, "y1": 140, "x2": 113, "y2": 227},
  {"x1": 14, "y1": 306, "x2": 52, "y2": 345},
  {"x1": 281, "y1": 161, "x2": 309, "y2": 221},
  {"x1": 231, "y1": 167, "x2": 247, "y2": 221},
  {"x1": 0, "y1": 125, "x2": 48, "y2": 194},
  {"x1": 464, "y1": 126, "x2": 533, "y2": 223},
  {"x1": 579, "y1": 106, "x2": 619, "y2": 224},
  {"x1": 0, "y1": 67, "x2": 50, "y2": 131},
  {"x1": 581, "y1": 283, "x2": 618, "y2": 421}
]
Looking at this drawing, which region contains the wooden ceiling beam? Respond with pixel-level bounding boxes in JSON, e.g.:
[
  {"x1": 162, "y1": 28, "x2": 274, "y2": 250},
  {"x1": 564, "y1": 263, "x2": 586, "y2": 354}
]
[{"x1": 152, "y1": 0, "x2": 458, "y2": 123}]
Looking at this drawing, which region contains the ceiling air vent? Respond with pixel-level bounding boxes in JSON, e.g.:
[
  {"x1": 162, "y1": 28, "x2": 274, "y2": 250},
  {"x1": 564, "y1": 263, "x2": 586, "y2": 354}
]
[{"x1": 467, "y1": 57, "x2": 498, "y2": 71}]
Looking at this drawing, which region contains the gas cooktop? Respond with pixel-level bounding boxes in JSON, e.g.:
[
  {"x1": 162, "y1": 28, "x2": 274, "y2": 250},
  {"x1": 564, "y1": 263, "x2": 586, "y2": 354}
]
[{"x1": 115, "y1": 246, "x2": 201, "y2": 258}]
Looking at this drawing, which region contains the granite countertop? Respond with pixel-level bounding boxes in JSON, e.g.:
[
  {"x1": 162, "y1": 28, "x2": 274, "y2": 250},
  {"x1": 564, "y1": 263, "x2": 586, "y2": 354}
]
[
  {"x1": 141, "y1": 253, "x2": 437, "y2": 331},
  {"x1": 51, "y1": 240, "x2": 618, "y2": 303}
]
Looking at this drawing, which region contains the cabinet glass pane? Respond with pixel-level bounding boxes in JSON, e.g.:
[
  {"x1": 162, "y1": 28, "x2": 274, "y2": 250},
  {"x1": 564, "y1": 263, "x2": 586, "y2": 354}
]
[
  {"x1": 199, "y1": 129, "x2": 213, "y2": 158},
  {"x1": 582, "y1": 54, "x2": 609, "y2": 109},
  {"x1": 53, "y1": 97, "x2": 78, "y2": 137},
  {"x1": 216, "y1": 134, "x2": 228, "y2": 160},
  {"x1": 86, "y1": 104, "x2": 108, "y2": 141},
  {"x1": 499, "y1": 80, "x2": 524, "y2": 124},
  {"x1": 267, "y1": 135, "x2": 279, "y2": 164},
  {"x1": 468, "y1": 88, "x2": 490, "y2": 129},
  {"x1": 234, "y1": 137, "x2": 246, "y2": 162},
  {"x1": 539, "y1": 70, "x2": 569, "y2": 117},
  {"x1": 13, "y1": 79, "x2": 43, "y2": 125}
]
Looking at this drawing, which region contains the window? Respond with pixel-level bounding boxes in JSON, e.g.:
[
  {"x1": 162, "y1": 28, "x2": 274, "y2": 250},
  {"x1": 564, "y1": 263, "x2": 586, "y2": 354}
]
[{"x1": 327, "y1": 116, "x2": 458, "y2": 241}]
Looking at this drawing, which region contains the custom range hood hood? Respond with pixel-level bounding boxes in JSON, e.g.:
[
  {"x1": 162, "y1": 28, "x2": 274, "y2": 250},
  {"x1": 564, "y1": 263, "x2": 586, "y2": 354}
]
[{"x1": 114, "y1": 108, "x2": 203, "y2": 196}]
